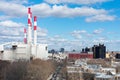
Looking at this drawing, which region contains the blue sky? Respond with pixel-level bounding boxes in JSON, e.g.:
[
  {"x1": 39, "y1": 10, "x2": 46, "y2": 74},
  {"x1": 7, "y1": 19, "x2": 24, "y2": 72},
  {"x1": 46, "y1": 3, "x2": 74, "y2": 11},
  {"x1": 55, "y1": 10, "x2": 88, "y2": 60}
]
[{"x1": 0, "y1": 0, "x2": 120, "y2": 51}]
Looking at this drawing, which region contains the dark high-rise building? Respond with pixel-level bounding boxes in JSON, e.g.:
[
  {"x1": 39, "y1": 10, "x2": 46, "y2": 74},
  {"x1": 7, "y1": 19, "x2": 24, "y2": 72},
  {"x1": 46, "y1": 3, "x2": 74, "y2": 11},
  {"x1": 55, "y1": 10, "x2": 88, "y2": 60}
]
[
  {"x1": 92, "y1": 44, "x2": 106, "y2": 59},
  {"x1": 85, "y1": 47, "x2": 90, "y2": 53},
  {"x1": 115, "y1": 54, "x2": 120, "y2": 59},
  {"x1": 82, "y1": 48, "x2": 85, "y2": 52},
  {"x1": 81, "y1": 47, "x2": 91, "y2": 53}
]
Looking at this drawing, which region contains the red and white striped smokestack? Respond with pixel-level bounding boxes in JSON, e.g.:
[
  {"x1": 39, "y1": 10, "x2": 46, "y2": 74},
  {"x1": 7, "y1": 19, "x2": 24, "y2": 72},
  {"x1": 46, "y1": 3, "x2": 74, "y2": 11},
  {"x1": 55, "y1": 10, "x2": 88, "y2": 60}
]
[
  {"x1": 24, "y1": 28, "x2": 27, "y2": 44},
  {"x1": 27, "y1": 8, "x2": 32, "y2": 44},
  {"x1": 34, "y1": 16, "x2": 37, "y2": 45}
]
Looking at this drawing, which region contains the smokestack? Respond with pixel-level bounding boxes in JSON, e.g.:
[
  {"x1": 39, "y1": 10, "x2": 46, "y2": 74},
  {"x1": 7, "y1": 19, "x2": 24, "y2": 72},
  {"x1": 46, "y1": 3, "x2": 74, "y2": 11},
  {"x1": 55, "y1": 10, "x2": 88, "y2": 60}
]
[
  {"x1": 24, "y1": 28, "x2": 27, "y2": 44},
  {"x1": 27, "y1": 8, "x2": 32, "y2": 44},
  {"x1": 34, "y1": 16, "x2": 37, "y2": 45}
]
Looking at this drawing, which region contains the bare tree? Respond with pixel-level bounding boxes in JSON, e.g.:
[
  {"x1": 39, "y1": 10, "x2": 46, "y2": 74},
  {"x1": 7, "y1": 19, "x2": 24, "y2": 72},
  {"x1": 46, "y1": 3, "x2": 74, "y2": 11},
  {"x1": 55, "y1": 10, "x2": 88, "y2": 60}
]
[
  {"x1": 4, "y1": 61, "x2": 28, "y2": 80},
  {"x1": 23, "y1": 59, "x2": 56, "y2": 80}
]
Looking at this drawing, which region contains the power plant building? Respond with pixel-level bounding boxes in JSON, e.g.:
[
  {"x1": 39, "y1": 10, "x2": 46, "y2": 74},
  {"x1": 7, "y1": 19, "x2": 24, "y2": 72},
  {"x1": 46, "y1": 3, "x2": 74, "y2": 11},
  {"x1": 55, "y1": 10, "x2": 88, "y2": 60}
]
[{"x1": 0, "y1": 8, "x2": 48, "y2": 61}]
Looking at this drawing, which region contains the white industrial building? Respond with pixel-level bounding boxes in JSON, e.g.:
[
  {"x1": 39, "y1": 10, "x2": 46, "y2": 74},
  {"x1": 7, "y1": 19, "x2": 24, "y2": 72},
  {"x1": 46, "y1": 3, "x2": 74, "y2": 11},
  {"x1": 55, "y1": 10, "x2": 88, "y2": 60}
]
[{"x1": 0, "y1": 8, "x2": 48, "y2": 61}]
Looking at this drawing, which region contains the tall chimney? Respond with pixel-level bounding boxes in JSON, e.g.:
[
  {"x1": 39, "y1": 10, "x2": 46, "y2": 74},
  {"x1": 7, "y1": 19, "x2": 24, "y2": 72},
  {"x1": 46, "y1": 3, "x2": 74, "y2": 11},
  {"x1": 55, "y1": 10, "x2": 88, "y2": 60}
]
[
  {"x1": 34, "y1": 16, "x2": 37, "y2": 45},
  {"x1": 24, "y1": 28, "x2": 27, "y2": 44},
  {"x1": 27, "y1": 8, "x2": 32, "y2": 44}
]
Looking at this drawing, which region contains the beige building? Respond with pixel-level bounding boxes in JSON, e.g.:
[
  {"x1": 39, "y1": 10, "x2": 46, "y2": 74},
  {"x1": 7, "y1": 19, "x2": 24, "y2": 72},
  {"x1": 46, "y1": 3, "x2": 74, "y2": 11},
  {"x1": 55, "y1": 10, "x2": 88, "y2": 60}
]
[{"x1": 106, "y1": 53, "x2": 110, "y2": 58}]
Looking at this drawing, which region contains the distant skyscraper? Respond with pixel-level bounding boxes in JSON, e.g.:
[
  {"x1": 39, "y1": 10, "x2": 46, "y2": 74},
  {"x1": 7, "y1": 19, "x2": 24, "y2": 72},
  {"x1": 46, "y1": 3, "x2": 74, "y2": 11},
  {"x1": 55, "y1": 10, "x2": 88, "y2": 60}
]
[
  {"x1": 115, "y1": 54, "x2": 120, "y2": 59},
  {"x1": 81, "y1": 47, "x2": 91, "y2": 53},
  {"x1": 92, "y1": 44, "x2": 106, "y2": 59}
]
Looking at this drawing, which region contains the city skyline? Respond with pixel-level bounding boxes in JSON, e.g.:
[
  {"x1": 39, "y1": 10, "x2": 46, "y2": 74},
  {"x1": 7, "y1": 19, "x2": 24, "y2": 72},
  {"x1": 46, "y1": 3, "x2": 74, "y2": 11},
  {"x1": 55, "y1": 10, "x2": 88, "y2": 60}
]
[{"x1": 0, "y1": 0, "x2": 120, "y2": 51}]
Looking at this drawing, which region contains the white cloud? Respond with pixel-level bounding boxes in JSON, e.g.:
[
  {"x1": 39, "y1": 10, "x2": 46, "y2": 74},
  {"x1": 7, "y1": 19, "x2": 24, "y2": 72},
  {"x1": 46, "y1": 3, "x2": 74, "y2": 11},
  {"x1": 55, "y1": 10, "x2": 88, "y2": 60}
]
[
  {"x1": 71, "y1": 30, "x2": 87, "y2": 39},
  {"x1": 47, "y1": 36, "x2": 69, "y2": 50},
  {"x1": 37, "y1": 37, "x2": 48, "y2": 44},
  {"x1": 0, "y1": 27, "x2": 48, "y2": 43},
  {"x1": 86, "y1": 14, "x2": 115, "y2": 22},
  {"x1": 0, "y1": 1, "x2": 27, "y2": 17},
  {"x1": 0, "y1": 36, "x2": 22, "y2": 40},
  {"x1": 0, "y1": 27, "x2": 24, "y2": 43},
  {"x1": 93, "y1": 37, "x2": 107, "y2": 44},
  {"x1": 93, "y1": 28, "x2": 104, "y2": 34},
  {"x1": 31, "y1": 3, "x2": 52, "y2": 17},
  {"x1": 45, "y1": 0, "x2": 109, "y2": 5},
  {"x1": 0, "y1": 27, "x2": 24, "y2": 36},
  {"x1": 0, "y1": 15, "x2": 12, "y2": 21},
  {"x1": 1, "y1": 0, "x2": 28, "y2": 4},
  {"x1": 0, "y1": 1, "x2": 114, "y2": 22},
  {"x1": 47, "y1": 34, "x2": 120, "y2": 51},
  {"x1": 0, "y1": 20, "x2": 25, "y2": 27},
  {"x1": 72, "y1": 30, "x2": 87, "y2": 34},
  {"x1": 51, "y1": 5, "x2": 106, "y2": 17},
  {"x1": 0, "y1": 20, "x2": 48, "y2": 43},
  {"x1": 31, "y1": 4, "x2": 107, "y2": 17},
  {"x1": 0, "y1": 35, "x2": 24, "y2": 43},
  {"x1": 37, "y1": 27, "x2": 48, "y2": 37},
  {"x1": 0, "y1": 1, "x2": 108, "y2": 18},
  {"x1": 72, "y1": 33, "x2": 82, "y2": 39},
  {"x1": 48, "y1": 37, "x2": 83, "y2": 51},
  {"x1": 48, "y1": 35, "x2": 67, "y2": 42}
]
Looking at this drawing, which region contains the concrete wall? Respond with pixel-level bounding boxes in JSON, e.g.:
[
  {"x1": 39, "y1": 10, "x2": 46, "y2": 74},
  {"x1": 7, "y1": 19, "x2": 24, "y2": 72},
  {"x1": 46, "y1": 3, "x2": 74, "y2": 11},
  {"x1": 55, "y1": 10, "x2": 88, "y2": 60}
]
[
  {"x1": 2, "y1": 50, "x2": 14, "y2": 61},
  {"x1": 14, "y1": 44, "x2": 30, "y2": 60},
  {"x1": 36, "y1": 44, "x2": 48, "y2": 59},
  {"x1": 0, "y1": 45, "x2": 4, "y2": 51}
]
